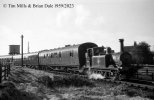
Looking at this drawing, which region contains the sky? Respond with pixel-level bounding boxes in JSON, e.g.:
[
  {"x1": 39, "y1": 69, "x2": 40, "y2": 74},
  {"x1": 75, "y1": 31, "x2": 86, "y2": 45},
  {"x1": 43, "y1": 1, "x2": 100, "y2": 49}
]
[{"x1": 0, "y1": 0, "x2": 154, "y2": 55}]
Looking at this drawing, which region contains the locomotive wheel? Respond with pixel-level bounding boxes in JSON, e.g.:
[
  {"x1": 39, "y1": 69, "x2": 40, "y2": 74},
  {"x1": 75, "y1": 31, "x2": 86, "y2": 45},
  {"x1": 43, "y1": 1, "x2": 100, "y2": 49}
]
[
  {"x1": 108, "y1": 70, "x2": 120, "y2": 80},
  {"x1": 64, "y1": 67, "x2": 68, "y2": 72},
  {"x1": 82, "y1": 68, "x2": 91, "y2": 75},
  {"x1": 110, "y1": 72, "x2": 119, "y2": 81},
  {"x1": 82, "y1": 68, "x2": 88, "y2": 75},
  {"x1": 103, "y1": 72, "x2": 107, "y2": 78},
  {"x1": 115, "y1": 74, "x2": 126, "y2": 80}
]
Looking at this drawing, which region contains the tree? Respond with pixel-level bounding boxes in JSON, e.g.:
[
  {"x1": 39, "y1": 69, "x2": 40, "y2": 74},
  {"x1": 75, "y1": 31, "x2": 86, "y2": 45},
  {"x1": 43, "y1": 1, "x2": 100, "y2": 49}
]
[
  {"x1": 137, "y1": 42, "x2": 150, "y2": 53},
  {"x1": 133, "y1": 41, "x2": 152, "y2": 64}
]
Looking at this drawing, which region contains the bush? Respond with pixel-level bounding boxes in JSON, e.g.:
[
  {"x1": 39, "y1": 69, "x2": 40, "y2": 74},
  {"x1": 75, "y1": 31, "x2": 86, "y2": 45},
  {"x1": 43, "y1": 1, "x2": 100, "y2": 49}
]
[
  {"x1": 0, "y1": 81, "x2": 41, "y2": 100},
  {"x1": 37, "y1": 75, "x2": 94, "y2": 88}
]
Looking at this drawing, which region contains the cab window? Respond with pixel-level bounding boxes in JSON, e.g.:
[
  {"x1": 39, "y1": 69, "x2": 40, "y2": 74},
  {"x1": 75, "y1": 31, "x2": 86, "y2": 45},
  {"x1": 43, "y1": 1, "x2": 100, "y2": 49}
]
[
  {"x1": 87, "y1": 49, "x2": 93, "y2": 57},
  {"x1": 93, "y1": 47, "x2": 105, "y2": 56}
]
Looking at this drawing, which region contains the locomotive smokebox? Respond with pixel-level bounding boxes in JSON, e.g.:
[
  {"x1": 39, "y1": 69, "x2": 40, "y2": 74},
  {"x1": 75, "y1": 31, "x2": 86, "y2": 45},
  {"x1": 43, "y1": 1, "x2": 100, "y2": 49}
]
[
  {"x1": 9, "y1": 45, "x2": 20, "y2": 55},
  {"x1": 119, "y1": 39, "x2": 124, "y2": 53}
]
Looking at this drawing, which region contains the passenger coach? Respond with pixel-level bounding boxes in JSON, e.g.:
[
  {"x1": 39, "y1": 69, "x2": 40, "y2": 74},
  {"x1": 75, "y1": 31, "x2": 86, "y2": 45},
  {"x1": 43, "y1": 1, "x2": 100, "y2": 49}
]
[{"x1": 39, "y1": 42, "x2": 98, "y2": 72}]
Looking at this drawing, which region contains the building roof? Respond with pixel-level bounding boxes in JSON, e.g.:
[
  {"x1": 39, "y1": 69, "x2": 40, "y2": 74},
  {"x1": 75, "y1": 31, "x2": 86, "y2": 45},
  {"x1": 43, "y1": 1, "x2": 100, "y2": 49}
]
[{"x1": 124, "y1": 46, "x2": 135, "y2": 52}]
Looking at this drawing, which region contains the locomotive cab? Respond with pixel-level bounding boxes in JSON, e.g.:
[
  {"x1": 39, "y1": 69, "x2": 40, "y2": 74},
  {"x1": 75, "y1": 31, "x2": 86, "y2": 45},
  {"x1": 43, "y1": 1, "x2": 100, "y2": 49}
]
[
  {"x1": 85, "y1": 47, "x2": 119, "y2": 79},
  {"x1": 86, "y1": 47, "x2": 115, "y2": 69}
]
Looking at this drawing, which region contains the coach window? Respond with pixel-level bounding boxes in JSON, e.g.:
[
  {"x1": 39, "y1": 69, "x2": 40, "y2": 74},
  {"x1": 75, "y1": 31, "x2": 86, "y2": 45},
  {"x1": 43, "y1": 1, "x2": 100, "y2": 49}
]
[
  {"x1": 54, "y1": 52, "x2": 57, "y2": 57},
  {"x1": 59, "y1": 52, "x2": 61, "y2": 57},
  {"x1": 44, "y1": 54, "x2": 45, "y2": 58},
  {"x1": 50, "y1": 53, "x2": 53, "y2": 58},
  {"x1": 70, "y1": 52, "x2": 71, "y2": 57},
  {"x1": 72, "y1": 51, "x2": 73, "y2": 57},
  {"x1": 70, "y1": 51, "x2": 73, "y2": 57}
]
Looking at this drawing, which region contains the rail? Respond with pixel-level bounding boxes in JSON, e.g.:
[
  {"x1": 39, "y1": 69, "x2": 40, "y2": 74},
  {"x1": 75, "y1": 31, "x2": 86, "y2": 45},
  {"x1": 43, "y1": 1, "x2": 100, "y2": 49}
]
[{"x1": 0, "y1": 62, "x2": 11, "y2": 83}]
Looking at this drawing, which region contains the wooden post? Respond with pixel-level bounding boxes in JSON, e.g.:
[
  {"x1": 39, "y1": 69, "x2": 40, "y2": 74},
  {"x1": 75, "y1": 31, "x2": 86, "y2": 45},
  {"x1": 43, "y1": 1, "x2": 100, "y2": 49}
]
[
  {"x1": 152, "y1": 73, "x2": 154, "y2": 80},
  {"x1": 146, "y1": 69, "x2": 148, "y2": 75},
  {"x1": 136, "y1": 71, "x2": 138, "y2": 79},
  {"x1": 4, "y1": 65, "x2": 6, "y2": 80},
  {"x1": 8, "y1": 63, "x2": 10, "y2": 75},
  {"x1": 21, "y1": 35, "x2": 24, "y2": 67},
  {"x1": 0, "y1": 63, "x2": 2, "y2": 83},
  {"x1": 6, "y1": 63, "x2": 9, "y2": 77}
]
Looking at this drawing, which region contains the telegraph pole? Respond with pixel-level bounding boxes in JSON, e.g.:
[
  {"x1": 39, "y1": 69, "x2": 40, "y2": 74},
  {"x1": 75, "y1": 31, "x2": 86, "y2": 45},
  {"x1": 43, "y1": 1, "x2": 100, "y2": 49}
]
[
  {"x1": 28, "y1": 41, "x2": 29, "y2": 53},
  {"x1": 21, "y1": 35, "x2": 24, "y2": 67}
]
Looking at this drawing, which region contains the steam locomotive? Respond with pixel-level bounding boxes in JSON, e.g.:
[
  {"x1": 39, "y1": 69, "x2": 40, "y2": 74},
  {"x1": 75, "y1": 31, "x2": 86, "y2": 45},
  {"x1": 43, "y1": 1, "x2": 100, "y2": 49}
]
[{"x1": 0, "y1": 40, "x2": 132, "y2": 80}]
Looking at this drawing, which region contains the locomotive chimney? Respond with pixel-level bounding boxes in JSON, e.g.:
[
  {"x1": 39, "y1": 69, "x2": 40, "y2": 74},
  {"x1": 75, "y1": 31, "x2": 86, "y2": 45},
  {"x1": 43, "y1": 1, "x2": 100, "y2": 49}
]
[{"x1": 119, "y1": 39, "x2": 124, "y2": 53}]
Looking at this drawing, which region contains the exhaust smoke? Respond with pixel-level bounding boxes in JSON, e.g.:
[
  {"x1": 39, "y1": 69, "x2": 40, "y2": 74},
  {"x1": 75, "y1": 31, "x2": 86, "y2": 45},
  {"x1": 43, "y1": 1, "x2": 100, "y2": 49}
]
[{"x1": 88, "y1": 73, "x2": 105, "y2": 80}]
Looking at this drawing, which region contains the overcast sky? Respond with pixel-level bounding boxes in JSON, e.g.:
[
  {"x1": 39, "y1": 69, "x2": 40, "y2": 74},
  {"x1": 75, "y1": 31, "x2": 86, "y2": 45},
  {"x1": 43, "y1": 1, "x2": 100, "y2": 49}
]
[{"x1": 0, "y1": 0, "x2": 154, "y2": 55}]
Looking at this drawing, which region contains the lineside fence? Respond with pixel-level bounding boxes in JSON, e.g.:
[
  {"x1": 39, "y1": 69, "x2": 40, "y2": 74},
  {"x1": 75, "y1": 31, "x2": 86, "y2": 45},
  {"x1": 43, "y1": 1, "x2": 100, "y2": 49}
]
[
  {"x1": 132, "y1": 64, "x2": 154, "y2": 81},
  {"x1": 0, "y1": 62, "x2": 11, "y2": 83}
]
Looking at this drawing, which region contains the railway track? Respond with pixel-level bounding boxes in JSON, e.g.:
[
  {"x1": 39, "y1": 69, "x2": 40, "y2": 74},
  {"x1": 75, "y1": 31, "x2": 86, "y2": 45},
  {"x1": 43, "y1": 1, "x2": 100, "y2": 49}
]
[
  {"x1": 119, "y1": 79, "x2": 154, "y2": 90},
  {"x1": 40, "y1": 68, "x2": 154, "y2": 90},
  {"x1": 23, "y1": 65, "x2": 154, "y2": 90}
]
